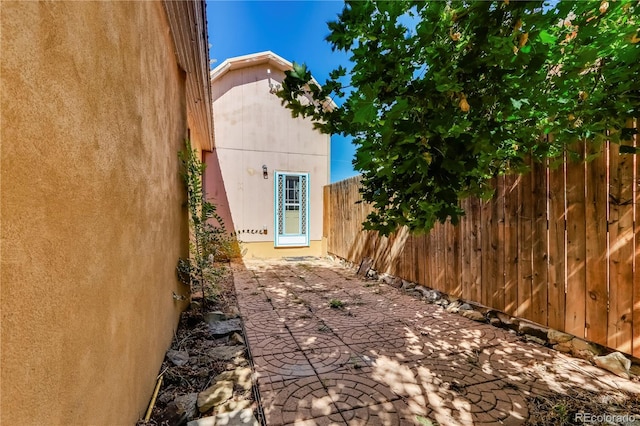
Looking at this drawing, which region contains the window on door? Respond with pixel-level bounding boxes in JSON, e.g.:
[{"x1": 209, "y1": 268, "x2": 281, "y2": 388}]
[{"x1": 275, "y1": 172, "x2": 309, "y2": 247}]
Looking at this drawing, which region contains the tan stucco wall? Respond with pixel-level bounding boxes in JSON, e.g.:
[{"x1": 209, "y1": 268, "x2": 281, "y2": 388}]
[
  {"x1": 241, "y1": 240, "x2": 327, "y2": 259},
  {"x1": 1, "y1": 2, "x2": 192, "y2": 424},
  {"x1": 210, "y1": 64, "x2": 330, "y2": 254},
  {"x1": 204, "y1": 150, "x2": 235, "y2": 233}
]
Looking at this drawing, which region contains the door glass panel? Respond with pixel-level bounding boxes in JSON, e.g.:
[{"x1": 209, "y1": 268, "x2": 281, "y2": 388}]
[
  {"x1": 284, "y1": 176, "x2": 300, "y2": 234},
  {"x1": 285, "y1": 206, "x2": 300, "y2": 234}
]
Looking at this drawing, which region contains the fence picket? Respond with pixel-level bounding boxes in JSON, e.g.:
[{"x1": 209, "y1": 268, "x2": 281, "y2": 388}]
[
  {"x1": 518, "y1": 160, "x2": 534, "y2": 320},
  {"x1": 532, "y1": 161, "x2": 549, "y2": 325},
  {"x1": 609, "y1": 141, "x2": 634, "y2": 353},
  {"x1": 585, "y1": 142, "x2": 608, "y2": 345},
  {"x1": 547, "y1": 159, "x2": 566, "y2": 331},
  {"x1": 565, "y1": 143, "x2": 587, "y2": 338},
  {"x1": 504, "y1": 174, "x2": 520, "y2": 316}
]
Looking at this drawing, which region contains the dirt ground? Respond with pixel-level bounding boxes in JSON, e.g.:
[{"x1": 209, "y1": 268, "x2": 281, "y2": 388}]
[{"x1": 137, "y1": 265, "x2": 257, "y2": 426}]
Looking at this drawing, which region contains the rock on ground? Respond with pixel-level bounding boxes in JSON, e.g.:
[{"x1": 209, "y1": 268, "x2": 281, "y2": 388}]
[
  {"x1": 594, "y1": 352, "x2": 631, "y2": 379},
  {"x1": 214, "y1": 367, "x2": 253, "y2": 391},
  {"x1": 166, "y1": 350, "x2": 190, "y2": 366},
  {"x1": 208, "y1": 318, "x2": 243, "y2": 337},
  {"x1": 459, "y1": 303, "x2": 472, "y2": 311},
  {"x1": 217, "y1": 399, "x2": 253, "y2": 414},
  {"x1": 446, "y1": 301, "x2": 461, "y2": 313},
  {"x1": 570, "y1": 338, "x2": 603, "y2": 361},
  {"x1": 205, "y1": 311, "x2": 227, "y2": 322},
  {"x1": 518, "y1": 321, "x2": 548, "y2": 340},
  {"x1": 197, "y1": 381, "x2": 234, "y2": 413},
  {"x1": 461, "y1": 310, "x2": 485, "y2": 322},
  {"x1": 229, "y1": 332, "x2": 245, "y2": 346},
  {"x1": 208, "y1": 345, "x2": 245, "y2": 361},
  {"x1": 548, "y1": 329, "x2": 573, "y2": 344}
]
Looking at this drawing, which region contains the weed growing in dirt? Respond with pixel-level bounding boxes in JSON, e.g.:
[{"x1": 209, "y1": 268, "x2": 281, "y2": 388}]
[
  {"x1": 177, "y1": 139, "x2": 240, "y2": 311},
  {"x1": 525, "y1": 388, "x2": 640, "y2": 425},
  {"x1": 329, "y1": 299, "x2": 344, "y2": 309}
]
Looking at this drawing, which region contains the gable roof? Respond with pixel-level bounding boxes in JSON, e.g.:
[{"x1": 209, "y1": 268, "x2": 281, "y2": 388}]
[
  {"x1": 210, "y1": 51, "x2": 337, "y2": 110},
  {"x1": 210, "y1": 51, "x2": 292, "y2": 82}
]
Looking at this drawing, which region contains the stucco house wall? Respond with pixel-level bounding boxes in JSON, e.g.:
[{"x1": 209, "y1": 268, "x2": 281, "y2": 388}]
[
  {"x1": 1, "y1": 1, "x2": 212, "y2": 424},
  {"x1": 208, "y1": 52, "x2": 330, "y2": 258}
]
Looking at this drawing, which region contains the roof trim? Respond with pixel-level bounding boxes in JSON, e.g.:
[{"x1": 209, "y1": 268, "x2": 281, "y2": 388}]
[
  {"x1": 210, "y1": 51, "x2": 292, "y2": 82},
  {"x1": 163, "y1": 0, "x2": 214, "y2": 151}
]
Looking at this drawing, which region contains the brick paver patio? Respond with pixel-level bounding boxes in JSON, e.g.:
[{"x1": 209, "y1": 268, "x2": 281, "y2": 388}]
[{"x1": 232, "y1": 258, "x2": 640, "y2": 425}]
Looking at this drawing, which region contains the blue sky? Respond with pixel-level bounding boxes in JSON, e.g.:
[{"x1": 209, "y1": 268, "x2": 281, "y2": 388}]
[{"x1": 206, "y1": 0, "x2": 357, "y2": 183}]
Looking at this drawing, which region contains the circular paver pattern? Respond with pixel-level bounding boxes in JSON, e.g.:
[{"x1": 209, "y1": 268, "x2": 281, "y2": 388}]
[
  {"x1": 253, "y1": 351, "x2": 316, "y2": 381},
  {"x1": 285, "y1": 318, "x2": 326, "y2": 333},
  {"x1": 318, "y1": 310, "x2": 389, "y2": 328},
  {"x1": 350, "y1": 337, "x2": 431, "y2": 364},
  {"x1": 291, "y1": 331, "x2": 344, "y2": 351},
  {"x1": 334, "y1": 400, "x2": 420, "y2": 426},
  {"x1": 305, "y1": 346, "x2": 354, "y2": 374},
  {"x1": 260, "y1": 377, "x2": 340, "y2": 425},
  {"x1": 420, "y1": 325, "x2": 511, "y2": 355},
  {"x1": 245, "y1": 333, "x2": 300, "y2": 356},
  {"x1": 238, "y1": 260, "x2": 640, "y2": 426},
  {"x1": 243, "y1": 317, "x2": 289, "y2": 334},
  {"x1": 331, "y1": 325, "x2": 386, "y2": 345},
  {"x1": 320, "y1": 372, "x2": 401, "y2": 411},
  {"x1": 412, "y1": 360, "x2": 528, "y2": 425}
]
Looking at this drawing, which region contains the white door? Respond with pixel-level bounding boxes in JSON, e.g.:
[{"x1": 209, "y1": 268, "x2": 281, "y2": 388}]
[{"x1": 274, "y1": 172, "x2": 310, "y2": 247}]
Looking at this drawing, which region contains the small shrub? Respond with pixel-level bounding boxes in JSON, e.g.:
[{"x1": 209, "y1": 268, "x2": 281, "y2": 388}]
[{"x1": 329, "y1": 299, "x2": 344, "y2": 309}]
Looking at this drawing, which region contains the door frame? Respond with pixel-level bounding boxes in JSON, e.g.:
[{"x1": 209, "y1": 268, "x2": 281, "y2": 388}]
[{"x1": 274, "y1": 171, "x2": 310, "y2": 247}]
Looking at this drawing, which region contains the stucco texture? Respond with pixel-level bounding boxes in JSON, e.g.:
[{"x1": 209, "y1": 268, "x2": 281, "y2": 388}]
[
  {"x1": 1, "y1": 2, "x2": 191, "y2": 424},
  {"x1": 209, "y1": 63, "x2": 330, "y2": 256}
]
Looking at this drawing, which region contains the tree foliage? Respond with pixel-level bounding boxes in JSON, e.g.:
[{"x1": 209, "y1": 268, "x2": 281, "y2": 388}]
[{"x1": 278, "y1": 0, "x2": 639, "y2": 235}]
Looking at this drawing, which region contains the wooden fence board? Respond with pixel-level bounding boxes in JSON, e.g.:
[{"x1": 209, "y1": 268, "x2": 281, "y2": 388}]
[
  {"x1": 633, "y1": 118, "x2": 640, "y2": 358},
  {"x1": 585, "y1": 142, "x2": 608, "y2": 345},
  {"x1": 460, "y1": 198, "x2": 472, "y2": 300},
  {"x1": 547, "y1": 160, "x2": 566, "y2": 331},
  {"x1": 518, "y1": 161, "x2": 534, "y2": 320},
  {"x1": 532, "y1": 161, "x2": 548, "y2": 325},
  {"x1": 469, "y1": 197, "x2": 482, "y2": 303},
  {"x1": 481, "y1": 196, "x2": 493, "y2": 307},
  {"x1": 609, "y1": 141, "x2": 634, "y2": 353},
  {"x1": 504, "y1": 174, "x2": 520, "y2": 316},
  {"x1": 323, "y1": 186, "x2": 330, "y2": 240},
  {"x1": 630, "y1": 118, "x2": 640, "y2": 358},
  {"x1": 427, "y1": 227, "x2": 437, "y2": 288},
  {"x1": 565, "y1": 143, "x2": 587, "y2": 338},
  {"x1": 493, "y1": 177, "x2": 506, "y2": 311},
  {"x1": 434, "y1": 223, "x2": 446, "y2": 293},
  {"x1": 416, "y1": 233, "x2": 426, "y2": 289},
  {"x1": 408, "y1": 233, "x2": 417, "y2": 283},
  {"x1": 450, "y1": 221, "x2": 462, "y2": 298}
]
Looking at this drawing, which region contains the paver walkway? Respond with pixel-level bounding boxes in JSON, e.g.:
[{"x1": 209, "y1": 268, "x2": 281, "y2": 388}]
[{"x1": 232, "y1": 258, "x2": 640, "y2": 425}]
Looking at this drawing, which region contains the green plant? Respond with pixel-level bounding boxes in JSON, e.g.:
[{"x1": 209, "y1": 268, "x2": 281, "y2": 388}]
[
  {"x1": 279, "y1": 0, "x2": 639, "y2": 234},
  {"x1": 329, "y1": 299, "x2": 345, "y2": 309},
  {"x1": 177, "y1": 139, "x2": 236, "y2": 309},
  {"x1": 415, "y1": 416, "x2": 436, "y2": 426}
]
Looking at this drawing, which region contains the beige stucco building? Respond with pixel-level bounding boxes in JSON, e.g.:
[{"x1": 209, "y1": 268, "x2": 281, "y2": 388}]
[
  {"x1": 1, "y1": 1, "x2": 213, "y2": 424},
  {"x1": 206, "y1": 51, "x2": 331, "y2": 258}
]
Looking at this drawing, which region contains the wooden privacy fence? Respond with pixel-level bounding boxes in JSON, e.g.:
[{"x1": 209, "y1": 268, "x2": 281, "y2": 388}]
[{"x1": 324, "y1": 141, "x2": 640, "y2": 358}]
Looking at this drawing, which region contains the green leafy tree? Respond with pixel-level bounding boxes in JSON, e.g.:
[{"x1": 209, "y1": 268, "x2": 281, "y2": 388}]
[{"x1": 279, "y1": 0, "x2": 639, "y2": 235}]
